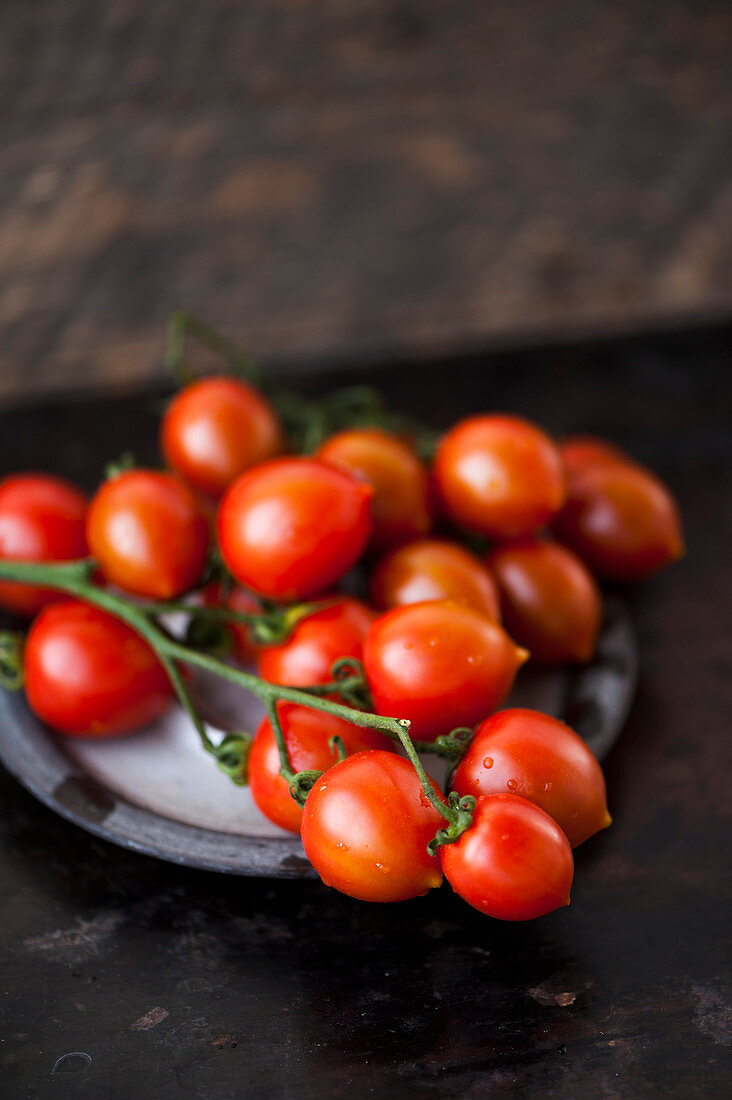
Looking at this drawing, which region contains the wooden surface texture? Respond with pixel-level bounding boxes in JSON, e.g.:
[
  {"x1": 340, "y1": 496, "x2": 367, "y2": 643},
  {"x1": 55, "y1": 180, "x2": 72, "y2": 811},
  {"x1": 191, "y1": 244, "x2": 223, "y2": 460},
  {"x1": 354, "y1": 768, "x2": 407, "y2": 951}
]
[{"x1": 2, "y1": 0, "x2": 732, "y2": 400}]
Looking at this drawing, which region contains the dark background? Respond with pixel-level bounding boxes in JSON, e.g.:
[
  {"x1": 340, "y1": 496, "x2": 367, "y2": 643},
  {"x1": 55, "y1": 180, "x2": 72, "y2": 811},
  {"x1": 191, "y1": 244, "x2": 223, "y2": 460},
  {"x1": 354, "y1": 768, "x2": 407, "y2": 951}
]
[
  {"x1": 1, "y1": 2, "x2": 731, "y2": 1096},
  {"x1": 1, "y1": 329, "x2": 731, "y2": 1097}
]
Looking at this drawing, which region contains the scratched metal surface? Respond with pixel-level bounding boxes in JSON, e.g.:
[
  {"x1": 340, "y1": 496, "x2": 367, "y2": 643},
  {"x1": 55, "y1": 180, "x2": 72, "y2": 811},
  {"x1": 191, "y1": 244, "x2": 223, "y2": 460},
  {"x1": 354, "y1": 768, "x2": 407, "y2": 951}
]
[{"x1": 0, "y1": 326, "x2": 730, "y2": 1096}]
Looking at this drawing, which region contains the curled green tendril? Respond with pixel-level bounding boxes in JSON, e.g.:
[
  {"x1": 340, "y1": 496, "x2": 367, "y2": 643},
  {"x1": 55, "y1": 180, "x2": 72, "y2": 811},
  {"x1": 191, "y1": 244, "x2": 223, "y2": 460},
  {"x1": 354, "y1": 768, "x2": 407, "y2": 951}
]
[
  {"x1": 431, "y1": 727, "x2": 474, "y2": 760},
  {"x1": 328, "y1": 734, "x2": 347, "y2": 762},
  {"x1": 427, "y1": 792, "x2": 477, "y2": 856},
  {"x1": 289, "y1": 769, "x2": 324, "y2": 807},
  {"x1": 215, "y1": 734, "x2": 252, "y2": 785}
]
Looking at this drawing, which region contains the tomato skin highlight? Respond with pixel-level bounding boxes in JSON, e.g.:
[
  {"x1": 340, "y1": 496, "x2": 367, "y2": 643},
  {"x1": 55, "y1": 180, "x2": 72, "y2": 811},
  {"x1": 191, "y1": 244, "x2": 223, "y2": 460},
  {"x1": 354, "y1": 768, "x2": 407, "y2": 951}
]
[
  {"x1": 24, "y1": 600, "x2": 173, "y2": 737},
  {"x1": 248, "y1": 705, "x2": 392, "y2": 834},
  {"x1": 434, "y1": 414, "x2": 566, "y2": 539},
  {"x1": 371, "y1": 538, "x2": 501, "y2": 622},
  {"x1": 451, "y1": 708, "x2": 610, "y2": 847},
  {"x1": 86, "y1": 470, "x2": 210, "y2": 599},
  {"x1": 554, "y1": 461, "x2": 684, "y2": 582},
  {"x1": 316, "y1": 428, "x2": 431, "y2": 550},
  {"x1": 217, "y1": 458, "x2": 373, "y2": 600},
  {"x1": 363, "y1": 600, "x2": 527, "y2": 742},
  {"x1": 0, "y1": 474, "x2": 88, "y2": 617},
  {"x1": 301, "y1": 751, "x2": 445, "y2": 902},
  {"x1": 257, "y1": 597, "x2": 375, "y2": 688},
  {"x1": 440, "y1": 794, "x2": 574, "y2": 920},
  {"x1": 487, "y1": 539, "x2": 601, "y2": 665},
  {"x1": 161, "y1": 375, "x2": 283, "y2": 498}
]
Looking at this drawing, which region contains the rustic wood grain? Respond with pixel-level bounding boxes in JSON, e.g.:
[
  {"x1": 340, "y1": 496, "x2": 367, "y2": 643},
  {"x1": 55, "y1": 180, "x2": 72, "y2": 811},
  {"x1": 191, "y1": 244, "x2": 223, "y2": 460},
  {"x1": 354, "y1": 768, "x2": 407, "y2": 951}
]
[{"x1": 1, "y1": 0, "x2": 732, "y2": 400}]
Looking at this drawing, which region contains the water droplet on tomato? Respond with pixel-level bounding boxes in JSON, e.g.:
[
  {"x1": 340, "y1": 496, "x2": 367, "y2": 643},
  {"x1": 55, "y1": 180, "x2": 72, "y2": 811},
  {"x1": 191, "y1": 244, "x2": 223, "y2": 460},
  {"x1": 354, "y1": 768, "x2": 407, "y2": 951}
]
[
  {"x1": 544, "y1": 781, "x2": 553, "y2": 793},
  {"x1": 483, "y1": 757, "x2": 494, "y2": 769},
  {"x1": 507, "y1": 778, "x2": 517, "y2": 791}
]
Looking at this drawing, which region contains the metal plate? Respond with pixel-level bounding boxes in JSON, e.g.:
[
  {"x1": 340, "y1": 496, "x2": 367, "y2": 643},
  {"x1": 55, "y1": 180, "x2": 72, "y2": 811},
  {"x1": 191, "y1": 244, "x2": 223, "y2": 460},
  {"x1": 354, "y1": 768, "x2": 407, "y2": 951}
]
[{"x1": 0, "y1": 597, "x2": 636, "y2": 878}]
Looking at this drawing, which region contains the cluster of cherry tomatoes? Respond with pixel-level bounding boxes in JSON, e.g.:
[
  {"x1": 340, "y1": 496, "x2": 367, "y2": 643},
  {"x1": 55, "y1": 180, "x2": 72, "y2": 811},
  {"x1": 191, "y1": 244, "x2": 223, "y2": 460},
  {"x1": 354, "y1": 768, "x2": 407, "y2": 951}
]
[{"x1": 0, "y1": 362, "x2": 683, "y2": 920}]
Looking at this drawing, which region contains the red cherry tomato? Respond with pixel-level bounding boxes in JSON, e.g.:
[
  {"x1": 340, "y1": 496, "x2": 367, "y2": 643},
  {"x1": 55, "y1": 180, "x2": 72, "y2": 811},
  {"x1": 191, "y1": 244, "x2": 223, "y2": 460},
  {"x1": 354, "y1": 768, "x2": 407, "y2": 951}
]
[
  {"x1": 370, "y1": 538, "x2": 501, "y2": 622},
  {"x1": 363, "y1": 600, "x2": 527, "y2": 742},
  {"x1": 201, "y1": 581, "x2": 260, "y2": 663},
  {"x1": 301, "y1": 751, "x2": 445, "y2": 901},
  {"x1": 450, "y1": 708, "x2": 610, "y2": 847},
  {"x1": 316, "y1": 428, "x2": 431, "y2": 550},
  {"x1": 248, "y1": 704, "x2": 392, "y2": 833},
  {"x1": 559, "y1": 435, "x2": 630, "y2": 477},
  {"x1": 0, "y1": 473, "x2": 88, "y2": 616},
  {"x1": 217, "y1": 458, "x2": 373, "y2": 600},
  {"x1": 86, "y1": 470, "x2": 210, "y2": 599},
  {"x1": 487, "y1": 539, "x2": 601, "y2": 665},
  {"x1": 440, "y1": 794, "x2": 574, "y2": 920},
  {"x1": 24, "y1": 600, "x2": 173, "y2": 737},
  {"x1": 553, "y1": 462, "x2": 684, "y2": 582},
  {"x1": 257, "y1": 597, "x2": 375, "y2": 687},
  {"x1": 161, "y1": 375, "x2": 283, "y2": 498},
  {"x1": 434, "y1": 414, "x2": 566, "y2": 539}
]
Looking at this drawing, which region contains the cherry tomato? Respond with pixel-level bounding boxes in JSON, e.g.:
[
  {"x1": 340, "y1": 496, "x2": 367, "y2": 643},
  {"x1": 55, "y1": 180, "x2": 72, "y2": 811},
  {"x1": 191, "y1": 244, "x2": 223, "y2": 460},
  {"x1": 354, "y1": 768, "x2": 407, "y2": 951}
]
[
  {"x1": 434, "y1": 414, "x2": 566, "y2": 539},
  {"x1": 161, "y1": 376, "x2": 283, "y2": 498},
  {"x1": 248, "y1": 704, "x2": 392, "y2": 833},
  {"x1": 86, "y1": 470, "x2": 210, "y2": 599},
  {"x1": 24, "y1": 600, "x2": 173, "y2": 737},
  {"x1": 553, "y1": 462, "x2": 684, "y2": 582},
  {"x1": 201, "y1": 581, "x2": 260, "y2": 663},
  {"x1": 370, "y1": 538, "x2": 500, "y2": 622},
  {"x1": 217, "y1": 458, "x2": 373, "y2": 600},
  {"x1": 0, "y1": 473, "x2": 88, "y2": 616},
  {"x1": 363, "y1": 600, "x2": 527, "y2": 742},
  {"x1": 559, "y1": 435, "x2": 630, "y2": 477},
  {"x1": 450, "y1": 708, "x2": 610, "y2": 847},
  {"x1": 257, "y1": 597, "x2": 375, "y2": 687},
  {"x1": 440, "y1": 794, "x2": 574, "y2": 920},
  {"x1": 316, "y1": 428, "x2": 431, "y2": 550},
  {"x1": 301, "y1": 751, "x2": 445, "y2": 901},
  {"x1": 487, "y1": 539, "x2": 601, "y2": 665}
]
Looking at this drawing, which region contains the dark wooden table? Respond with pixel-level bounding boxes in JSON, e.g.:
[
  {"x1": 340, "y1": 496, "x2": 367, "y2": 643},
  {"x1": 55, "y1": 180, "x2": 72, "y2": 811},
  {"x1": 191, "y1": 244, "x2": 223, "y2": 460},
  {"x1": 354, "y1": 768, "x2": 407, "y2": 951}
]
[
  {"x1": 3, "y1": 0, "x2": 732, "y2": 402},
  {"x1": 1, "y1": 325, "x2": 730, "y2": 1097}
]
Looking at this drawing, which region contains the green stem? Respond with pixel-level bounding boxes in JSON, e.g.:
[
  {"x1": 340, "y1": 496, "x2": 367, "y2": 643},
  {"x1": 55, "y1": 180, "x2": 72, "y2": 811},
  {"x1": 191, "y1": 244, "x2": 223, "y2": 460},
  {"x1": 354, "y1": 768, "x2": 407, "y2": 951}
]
[
  {"x1": 0, "y1": 558, "x2": 409, "y2": 776},
  {"x1": 133, "y1": 596, "x2": 333, "y2": 648},
  {"x1": 391, "y1": 719, "x2": 456, "y2": 826},
  {"x1": 167, "y1": 310, "x2": 261, "y2": 386},
  {"x1": 264, "y1": 697, "x2": 293, "y2": 784},
  {"x1": 165, "y1": 311, "x2": 439, "y2": 459},
  {"x1": 380, "y1": 713, "x2": 476, "y2": 854}
]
